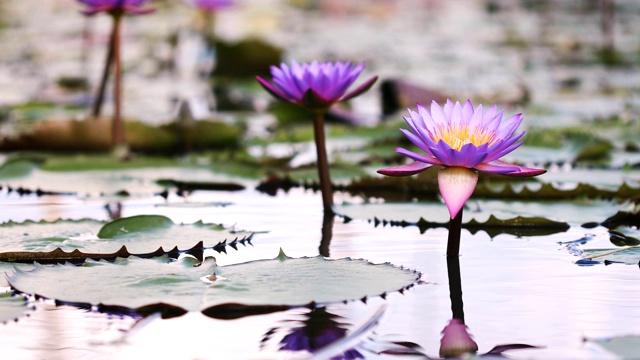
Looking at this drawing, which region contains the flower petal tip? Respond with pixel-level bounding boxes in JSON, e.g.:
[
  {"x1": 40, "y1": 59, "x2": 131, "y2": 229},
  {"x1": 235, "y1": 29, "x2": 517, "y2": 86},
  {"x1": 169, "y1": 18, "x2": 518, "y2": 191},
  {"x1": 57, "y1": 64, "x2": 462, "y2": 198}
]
[{"x1": 378, "y1": 161, "x2": 433, "y2": 177}]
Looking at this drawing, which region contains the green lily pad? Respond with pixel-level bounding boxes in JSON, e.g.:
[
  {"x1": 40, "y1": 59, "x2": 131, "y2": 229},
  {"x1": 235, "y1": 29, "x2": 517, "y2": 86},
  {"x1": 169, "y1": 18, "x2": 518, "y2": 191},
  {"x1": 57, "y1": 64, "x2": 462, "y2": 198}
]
[
  {"x1": 0, "y1": 292, "x2": 29, "y2": 323},
  {"x1": 7, "y1": 251, "x2": 421, "y2": 318},
  {"x1": 0, "y1": 217, "x2": 252, "y2": 263},
  {"x1": 0, "y1": 157, "x2": 44, "y2": 179},
  {"x1": 97, "y1": 215, "x2": 175, "y2": 238}
]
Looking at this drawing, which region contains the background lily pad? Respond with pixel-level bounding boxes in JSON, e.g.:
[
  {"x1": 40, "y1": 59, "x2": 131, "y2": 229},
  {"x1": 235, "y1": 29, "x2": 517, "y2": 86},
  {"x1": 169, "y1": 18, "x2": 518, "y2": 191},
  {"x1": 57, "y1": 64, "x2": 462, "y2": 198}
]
[
  {"x1": 336, "y1": 199, "x2": 628, "y2": 228},
  {"x1": 7, "y1": 252, "x2": 421, "y2": 317}
]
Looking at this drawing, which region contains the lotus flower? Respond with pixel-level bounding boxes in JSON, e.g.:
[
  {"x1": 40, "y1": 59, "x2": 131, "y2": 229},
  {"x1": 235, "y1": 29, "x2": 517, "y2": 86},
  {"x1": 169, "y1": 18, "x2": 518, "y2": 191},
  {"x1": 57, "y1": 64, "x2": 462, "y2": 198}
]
[
  {"x1": 189, "y1": 0, "x2": 234, "y2": 11},
  {"x1": 378, "y1": 100, "x2": 545, "y2": 219},
  {"x1": 256, "y1": 60, "x2": 377, "y2": 112},
  {"x1": 439, "y1": 318, "x2": 479, "y2": 358},
  {"x1": 77, "y1": 0, "x2": 154, "y2": 15}
]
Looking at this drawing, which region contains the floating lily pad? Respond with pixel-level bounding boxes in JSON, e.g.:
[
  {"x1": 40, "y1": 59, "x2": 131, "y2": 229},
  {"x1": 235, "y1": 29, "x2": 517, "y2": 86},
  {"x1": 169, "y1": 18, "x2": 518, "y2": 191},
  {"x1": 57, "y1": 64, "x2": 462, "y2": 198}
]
[
  {"x1": 0, "y1": 166, "x2": 245, "y2": 197},
  {"x1": 0, "y1": 157, "x2": 44, "y2": 179},
  {"x1": 257, "y1": 174, "x2": 640, "y2": 202},
  {"x1": 335, "y1": 200, "x2": 626, "y2": 236},
  {"x1": 0, "y1": 216, "x2": 252, "y2": 263},
  {"x1": 7, "y1": 251, "x2": 421, "y2": 318},
  {"x1": 0, "y1": 292, "x2": 29, "y2": 323}
]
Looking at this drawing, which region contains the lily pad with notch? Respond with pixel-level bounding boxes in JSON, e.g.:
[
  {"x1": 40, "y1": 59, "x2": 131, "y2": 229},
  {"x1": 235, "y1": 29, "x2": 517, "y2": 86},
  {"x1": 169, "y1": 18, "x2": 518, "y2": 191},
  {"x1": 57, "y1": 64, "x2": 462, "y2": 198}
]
[
  {"x1": 0, "y1": 215, "x2": 252, "y2": 263},
  {"x1": 7, "y1": 250, "x2": 422, "y2": 319}
]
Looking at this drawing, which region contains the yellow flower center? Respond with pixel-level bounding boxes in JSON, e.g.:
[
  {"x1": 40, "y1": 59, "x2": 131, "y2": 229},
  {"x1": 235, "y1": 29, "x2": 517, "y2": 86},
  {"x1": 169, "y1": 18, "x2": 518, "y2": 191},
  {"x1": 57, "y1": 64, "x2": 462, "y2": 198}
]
[{"x1": 432, "y1": 124, "x2": 496, "y2": 151}]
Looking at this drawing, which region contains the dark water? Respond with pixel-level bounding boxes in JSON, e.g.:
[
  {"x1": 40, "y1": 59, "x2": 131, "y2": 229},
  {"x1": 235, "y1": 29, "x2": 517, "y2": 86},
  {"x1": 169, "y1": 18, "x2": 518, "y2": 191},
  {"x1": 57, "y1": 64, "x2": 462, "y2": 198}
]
[{"x1": 1, "y1": 185, "x2": 639, "y2": 359}]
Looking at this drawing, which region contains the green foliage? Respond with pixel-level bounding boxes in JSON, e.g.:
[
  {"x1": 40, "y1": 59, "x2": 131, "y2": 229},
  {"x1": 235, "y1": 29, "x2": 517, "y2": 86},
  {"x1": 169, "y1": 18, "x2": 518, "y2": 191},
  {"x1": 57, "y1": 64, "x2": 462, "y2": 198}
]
[
  {"x1": 214, "y1": 38, "x2": 283, "y2": 80},
  {"x1": 574, "y1": 139, "x2": 613, "y2": 162}
]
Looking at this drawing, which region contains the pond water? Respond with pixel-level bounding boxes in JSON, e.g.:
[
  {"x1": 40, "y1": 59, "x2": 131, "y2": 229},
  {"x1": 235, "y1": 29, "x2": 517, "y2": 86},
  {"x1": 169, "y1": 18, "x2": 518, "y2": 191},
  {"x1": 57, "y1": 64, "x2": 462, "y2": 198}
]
[
  {"x1": 0, "y1": 0, "x2": 639, "y2": 359},
  {"x1": 0, "y1": 182, "x2": 638, "y2": 359}
]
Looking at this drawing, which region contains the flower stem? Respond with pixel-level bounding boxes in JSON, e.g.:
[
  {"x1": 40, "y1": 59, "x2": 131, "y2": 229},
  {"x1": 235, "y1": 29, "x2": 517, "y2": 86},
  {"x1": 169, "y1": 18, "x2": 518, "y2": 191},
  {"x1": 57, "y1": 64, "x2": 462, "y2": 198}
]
[
  {"x1": 111, "y1": 13, "x2": 125, "y2": 148},
  {"x1": 312, "y1": 111, "x2": 333, "y2": 214},
  {"x1": 447, "y1": 208, "x2": 463, "y2": 257},
  {"x1": 92, "y1": 25, "x2": 115, "y2": 118}
]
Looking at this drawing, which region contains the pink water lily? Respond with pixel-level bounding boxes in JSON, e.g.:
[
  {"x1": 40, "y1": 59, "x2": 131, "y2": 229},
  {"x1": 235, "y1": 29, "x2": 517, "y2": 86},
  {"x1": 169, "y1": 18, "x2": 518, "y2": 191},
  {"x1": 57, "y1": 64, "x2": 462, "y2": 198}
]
[
  {"x1": 378, "y1": 100, "x2": 545, "y2": 219},
  {"x1": 256, "y1": 60, "x2": 378, "y2": 112},
  {"x1": 77, "y1": 0, "x2": 154, "y2": 15}
]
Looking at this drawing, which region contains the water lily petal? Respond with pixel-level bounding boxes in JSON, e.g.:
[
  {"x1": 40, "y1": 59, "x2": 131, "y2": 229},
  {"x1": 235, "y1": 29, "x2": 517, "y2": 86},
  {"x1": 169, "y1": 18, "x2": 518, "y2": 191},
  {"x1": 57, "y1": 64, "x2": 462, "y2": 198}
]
[
  {"x1": 474, "y1": 160, "x2": 521, "y2": 174},
  {"x1": 395, "y1": 148, "x2": 442, "y2": 165},
  {"x1": 399, "y1": 129, "x2": 435, "y2": 156},
  {"x1": 378, "y1": 161, "x2": 433, "y2": 176},
  {"x1": 341, "y1": 76, "x2": 378, "y2": 102},
  {"x1": 491, "y1": 160, "x2": 547, "y2": 177},
  {"x1": 438, "y1": 167, "x2": 479, "y2": 219},
  {"x1": 256, "y1": 76, "x2": 292, "y2": 103}
]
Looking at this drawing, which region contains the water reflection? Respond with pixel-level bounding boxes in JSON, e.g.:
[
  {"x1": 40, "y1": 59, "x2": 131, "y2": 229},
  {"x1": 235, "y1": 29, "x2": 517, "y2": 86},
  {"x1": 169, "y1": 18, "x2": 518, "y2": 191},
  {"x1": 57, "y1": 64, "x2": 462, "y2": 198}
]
[
  {"x1": 440, "y1": 257, "x2": 540, "y2": 358},
  {"x1": 262, "y1": 307, "x2": 363, "y2": 359},
  {"x1": 440, "y1": 256, "x2": 478, "y2": 358},
  {"x1": 319, "y1": 212, "x2": 334, "y2": 257}
]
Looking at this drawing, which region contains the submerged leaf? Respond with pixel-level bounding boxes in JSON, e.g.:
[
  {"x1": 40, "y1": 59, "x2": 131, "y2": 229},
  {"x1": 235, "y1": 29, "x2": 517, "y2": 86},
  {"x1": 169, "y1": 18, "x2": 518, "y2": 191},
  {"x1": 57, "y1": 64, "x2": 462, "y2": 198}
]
[{"x1": 8, "y1": 253, "x2": 421, "y2": 318}]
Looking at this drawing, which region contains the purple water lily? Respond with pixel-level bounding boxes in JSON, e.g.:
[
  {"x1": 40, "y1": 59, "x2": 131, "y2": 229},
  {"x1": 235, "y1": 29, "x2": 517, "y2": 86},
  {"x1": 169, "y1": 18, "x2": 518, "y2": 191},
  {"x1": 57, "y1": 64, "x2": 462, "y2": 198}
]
[
  {"x1": 257, "y1": 60, "x2": 377, "y2": 112},
  {"x1": 77, "y1": 0, "x2": 154, "y2": 15},
  {"x1": 257, "y1": 61, "x2": 377, "y2": 213},
  {"x1": 378, "y1": 100, "x2": 545, "y2": 256},
  {"x1": 189, "y1": 0, "x2": 234, "y2": 11},
  {"x1": 378, "y1": 100, "x2": 545, "y2": 220}
]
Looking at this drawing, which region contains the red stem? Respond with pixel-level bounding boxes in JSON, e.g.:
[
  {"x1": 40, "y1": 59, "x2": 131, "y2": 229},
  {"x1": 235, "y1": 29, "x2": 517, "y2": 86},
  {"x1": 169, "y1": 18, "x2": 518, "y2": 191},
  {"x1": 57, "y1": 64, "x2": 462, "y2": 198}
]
[
  {"x1": 111, "y1": 14, "x2": 125, "y2": 147},
  {"x1": 92, "y1": 25, "x2": 115, "y2": 118}
]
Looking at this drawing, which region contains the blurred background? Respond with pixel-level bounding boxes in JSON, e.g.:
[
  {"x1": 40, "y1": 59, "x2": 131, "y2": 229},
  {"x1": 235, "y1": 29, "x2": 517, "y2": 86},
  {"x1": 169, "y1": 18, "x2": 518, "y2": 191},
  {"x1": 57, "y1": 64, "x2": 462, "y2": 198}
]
[{"x1": 0, "y1": 0, "x2": 638, "y2": 143}]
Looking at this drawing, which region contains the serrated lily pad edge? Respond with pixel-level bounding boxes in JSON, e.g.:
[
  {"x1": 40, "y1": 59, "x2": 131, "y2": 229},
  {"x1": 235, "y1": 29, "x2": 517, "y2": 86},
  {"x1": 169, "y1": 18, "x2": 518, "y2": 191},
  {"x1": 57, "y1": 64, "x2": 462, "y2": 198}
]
[
  {"x1": 0, "y1": 218, "x2": 254, "y2": 264},
  {"x1": 7, "y1": 255, "x2": 423, "y2": 320}
]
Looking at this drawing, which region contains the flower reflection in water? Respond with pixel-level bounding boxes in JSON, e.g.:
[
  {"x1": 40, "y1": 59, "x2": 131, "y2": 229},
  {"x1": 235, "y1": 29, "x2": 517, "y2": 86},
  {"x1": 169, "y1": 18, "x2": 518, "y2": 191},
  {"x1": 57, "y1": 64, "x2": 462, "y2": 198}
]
[
  {"x1": 383, "y1": 257, "x2": 540, "y2": 359},
  {"x1": 262, "y1": 307, "x2": 365, "y2": 359}
]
